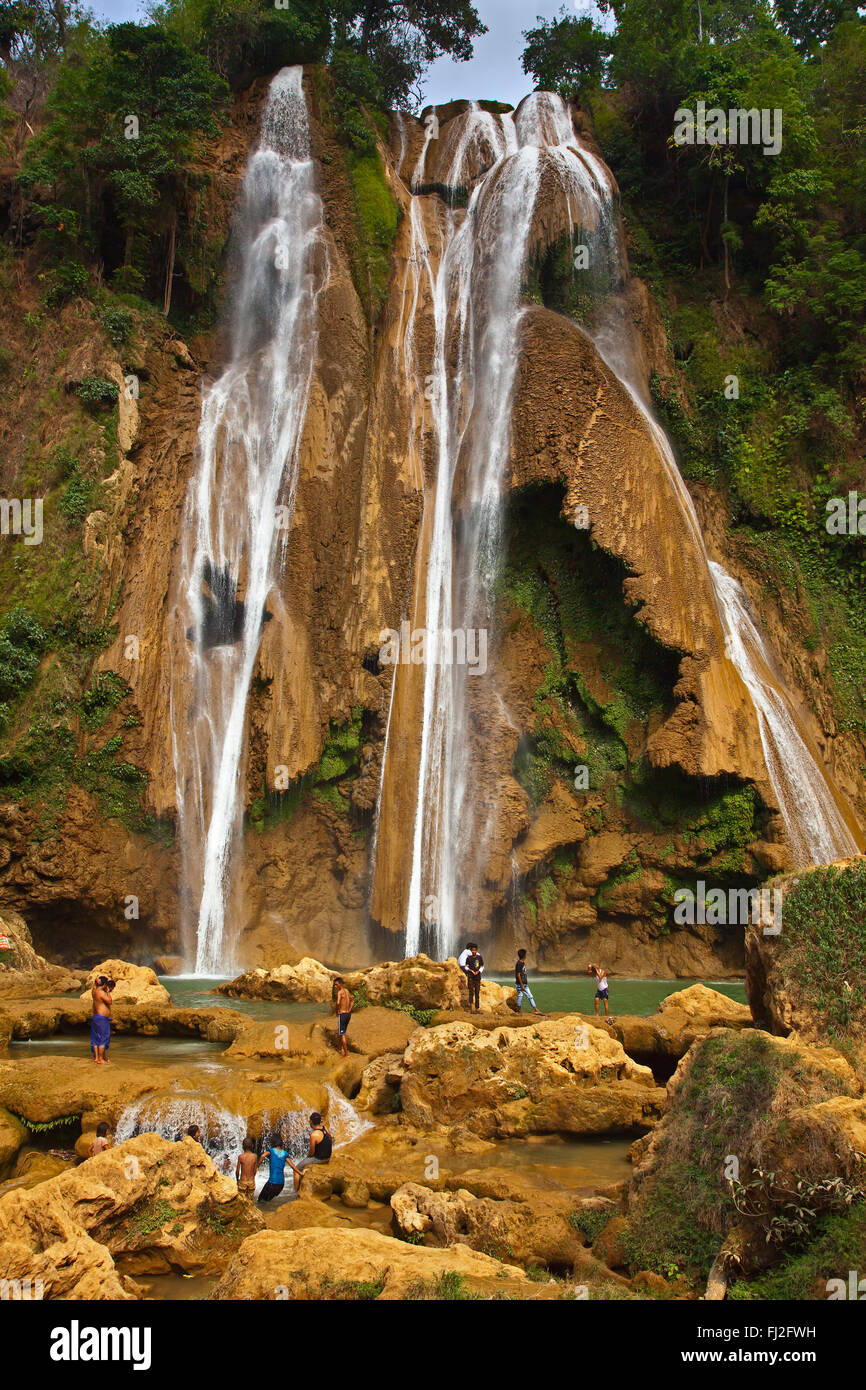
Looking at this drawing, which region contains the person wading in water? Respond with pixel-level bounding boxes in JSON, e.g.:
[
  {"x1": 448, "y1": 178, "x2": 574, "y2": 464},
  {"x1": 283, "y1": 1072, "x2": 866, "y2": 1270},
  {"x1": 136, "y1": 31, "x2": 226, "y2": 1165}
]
[
  {"x1": 90, "y1": 976, "x2": 114, "y2": 1065},
  {"x1": 289, "y1": 1112, "x2": 333, "y2": 1193}
]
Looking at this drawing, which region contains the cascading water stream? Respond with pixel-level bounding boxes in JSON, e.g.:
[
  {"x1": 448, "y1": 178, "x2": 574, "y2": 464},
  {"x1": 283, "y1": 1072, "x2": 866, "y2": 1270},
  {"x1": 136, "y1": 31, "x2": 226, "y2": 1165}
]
[
  {"x1": 547, "y1": 112, "x2": 862, "y2": 869},
  {"x1": 170, "y1": 67, "x2": 328, "y2": 975},
  {"x1": 381, "y1": 92, "x2": 859, "y2": 962}
]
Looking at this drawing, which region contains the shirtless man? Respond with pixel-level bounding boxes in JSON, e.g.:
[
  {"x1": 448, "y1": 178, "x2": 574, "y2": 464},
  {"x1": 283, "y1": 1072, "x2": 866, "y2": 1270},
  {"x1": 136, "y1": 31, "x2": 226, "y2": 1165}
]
[
  {"x1": 236, "y1": 1136, "x2": 260, "y2": 1195},
  {"x1": 333, "y1": 977, "x2": 354, "y2": 1057},
  {"x1": 90, "y1": 976, "x2": 114, "y2": 1065}
]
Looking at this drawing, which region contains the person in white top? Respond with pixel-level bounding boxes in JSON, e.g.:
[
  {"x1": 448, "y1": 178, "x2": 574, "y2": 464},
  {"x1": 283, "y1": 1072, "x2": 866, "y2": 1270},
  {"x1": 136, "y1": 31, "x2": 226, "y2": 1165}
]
[
  {"x1": 458, "y1": 942, "x2": 484, "y2": 1012},
  {"x1": 588, "y1": 962, "x2": 611, "y2": 1018}
]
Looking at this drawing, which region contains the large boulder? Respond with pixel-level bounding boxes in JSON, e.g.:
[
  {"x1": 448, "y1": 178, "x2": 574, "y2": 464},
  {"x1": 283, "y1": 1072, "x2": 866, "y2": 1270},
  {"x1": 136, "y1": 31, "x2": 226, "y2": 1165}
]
[
  {"x1": 320, "y1": 1005, "x2": 418, "y2": 1057},
  {"x1": 216, "y1": 957, "x2": 336, "y2": 1004},
  {"x1": 399, "y1": 1018, "x2": 664, "y2": 1138},
  {"x1": 390, "y1": 1181, "x2": 588, "y2": 1270},
  {"x1": 0, "y1": 1106, "x2": 28, "y2": 1176},
  {"x1": 0, "y1": 910, "x2": 83, "y2": 998},
  {"x1": 0, "y1": 1134, "x2": 263, "y2": 1298},
  {"x1": 211, "y1": 1226, "x2": 567, "y2": 1300},
  {"x1": 346, "y1": 954, "x2": 510, "y2": 1014},
  {"x1": 80, "y1": 959, "x2": 170, "y2": 1009}
]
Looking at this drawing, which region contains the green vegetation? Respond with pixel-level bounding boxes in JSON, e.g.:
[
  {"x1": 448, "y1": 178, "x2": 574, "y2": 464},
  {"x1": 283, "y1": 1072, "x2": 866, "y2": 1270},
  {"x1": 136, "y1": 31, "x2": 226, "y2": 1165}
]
[
  {"x1": 568, "y1": 1207, "x2": 611, "y2": 1244},
  {"x1": 775, "y1": 860, "x2": 866, "y2": 1038},
  {"x1": 383, "y1": 998, "x2": 436, "y2": 1026},
  {"x1": 12, "y1": 1111, "x2": 80, "y2": 1132},
  {"x1": 623, "y1": 1031, "x2": 858, "y2": 1284},
  {"x1": 729, "y1": 1205, "x2": 866, "y2": 1300}
]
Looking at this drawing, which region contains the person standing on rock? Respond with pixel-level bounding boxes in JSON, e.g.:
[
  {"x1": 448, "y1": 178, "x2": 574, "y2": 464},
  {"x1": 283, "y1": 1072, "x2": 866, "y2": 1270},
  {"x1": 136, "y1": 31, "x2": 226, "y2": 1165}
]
[
  {"x1": 334, "y1": 977, "x2": 354, "y2": 1057},
  {"x1": 514, "y1": 950, "x2": 542, "y2": 1014},
  {"x1": 588, "y1": 963, "x2": 611, "y2": 1018},
  {"x1": 90, "y1": 975, "x2": 114, "y2": 1065},
  {"x1": 465, "y1": 943, "x2": 484, "y2": 1013}
]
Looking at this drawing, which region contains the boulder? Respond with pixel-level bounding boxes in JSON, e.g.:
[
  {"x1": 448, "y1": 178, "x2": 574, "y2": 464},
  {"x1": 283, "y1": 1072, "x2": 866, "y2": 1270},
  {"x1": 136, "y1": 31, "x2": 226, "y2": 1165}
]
[
  {"x1": 320, "y1": 1005, "x2": 418, "y2": 1058},
  {"x1": 81, "y1": 959, "x2": 171, "y2": 1008},
  {"x1": 0, "y1": 1133, "x2": 263, "y2": 1297},
  {"x1": 224, "y1": 1019, "x2": 332, "y2": 1062},
  {"x1": 390, "y1": 1181, "x2": 587, "y2": 1270},
  {"x1": 211, "y1": 1226, "x2": 567, "y2": 1300},
  {"x1": 0, "y1": 1106, "x2": 28, "y2": 1176},
  {"x1": 399, "y1": 1018, "x2": 664, "y2": 1138},
  {"x1": 217, "y1": 954, "x2": 511, "y2": 1015},
  {"x1": 355, "y1": 1053, "x2": 404, "y2": 1114},
  {"x1": 0, "y1": 911, "x2": 83, "y2": 997},
  {"x1": 153, "y1": 956, "x2": 185, "y2": 976},
  {"x1": 345, "y1": 954, "x2": 510, "y2": 1014},
  {"x1": 657, "y1": 984, "x2": 751, "y2": 1027},
  {"x1": 216, "y1": 958, "x2": 336, "y2": 1003},
  {"x1": 591, "y1": 1214, "x2": 630, "y2": 1270}
]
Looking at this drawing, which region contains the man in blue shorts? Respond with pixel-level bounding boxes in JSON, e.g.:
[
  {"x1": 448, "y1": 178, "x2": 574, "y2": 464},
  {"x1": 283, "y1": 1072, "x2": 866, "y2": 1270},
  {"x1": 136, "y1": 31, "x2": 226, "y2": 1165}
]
[{"x1": 90, "y1": 976, "x2": 114, "y2": 1065}]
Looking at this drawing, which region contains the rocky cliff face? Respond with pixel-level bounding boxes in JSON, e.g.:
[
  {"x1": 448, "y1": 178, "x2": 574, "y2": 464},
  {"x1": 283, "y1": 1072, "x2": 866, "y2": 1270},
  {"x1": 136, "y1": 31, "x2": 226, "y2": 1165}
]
[{"x1": 0, "y1": 78, "x2": 862, "y2": 973}]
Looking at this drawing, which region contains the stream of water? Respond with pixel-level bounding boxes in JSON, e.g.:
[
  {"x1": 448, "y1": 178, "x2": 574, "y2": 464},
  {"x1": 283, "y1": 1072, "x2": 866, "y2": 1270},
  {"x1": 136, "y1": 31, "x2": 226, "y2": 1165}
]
[
  {"x1": 374, "y1": 92, "x2": 861, "y2": 962},
  {"x1": 170, "y1": 66, "x2": 328, "y2": 976}
]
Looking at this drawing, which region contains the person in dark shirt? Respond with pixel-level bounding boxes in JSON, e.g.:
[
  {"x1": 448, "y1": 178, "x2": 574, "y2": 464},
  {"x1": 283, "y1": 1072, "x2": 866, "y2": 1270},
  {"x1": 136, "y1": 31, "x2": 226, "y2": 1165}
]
[
  {"x1": 290, "y1": 1112, "x2": 334, "y2": 1193},
  {"x1": 514, "y1": 948, "x2": 542, "y2": 1014},
  {"x1": 465, "y1": 944, "x2": 483, "y2": 1013}
]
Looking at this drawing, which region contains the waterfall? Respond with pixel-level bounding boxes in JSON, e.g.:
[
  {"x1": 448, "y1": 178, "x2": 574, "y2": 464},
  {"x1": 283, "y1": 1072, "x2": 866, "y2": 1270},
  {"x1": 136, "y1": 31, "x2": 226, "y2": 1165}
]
[
  {"x1": 170, "y1": 67, "x2": 328, "y2": 975},
  {"x1": 378, "y1": 92, "x2": 859, "y2": 960},
  {"x1": 115, "y1": 1093, "x2": 247, "y2": 1173}
]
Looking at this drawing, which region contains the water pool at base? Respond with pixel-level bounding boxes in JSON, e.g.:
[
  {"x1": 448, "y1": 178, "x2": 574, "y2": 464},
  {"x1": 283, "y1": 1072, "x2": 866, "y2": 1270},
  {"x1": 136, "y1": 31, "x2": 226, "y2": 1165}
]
[{"x1": 159, "y1": 975, "x2": 746, "y2": 1020}]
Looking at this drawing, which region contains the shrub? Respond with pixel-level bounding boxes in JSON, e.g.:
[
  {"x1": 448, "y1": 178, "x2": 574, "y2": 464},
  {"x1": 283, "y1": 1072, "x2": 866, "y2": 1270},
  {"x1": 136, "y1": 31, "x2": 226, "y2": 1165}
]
[
  {"x1": 76, "y1": 376, "x2": 119, "y2": 411},
  {"x1": 0, "y1": 606, "x2": 47, "y2": 703},
  {"x1": 57, "y1": 464, "x2": 93, "y2": 527}
]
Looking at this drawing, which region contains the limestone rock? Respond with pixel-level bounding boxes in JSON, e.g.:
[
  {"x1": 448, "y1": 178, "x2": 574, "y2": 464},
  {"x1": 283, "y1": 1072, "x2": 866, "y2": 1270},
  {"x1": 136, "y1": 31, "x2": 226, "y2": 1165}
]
[
  {"x1": 400, "y1": 1018, "x2": 664, "y2": 1138},
  {"x1": 211, "y1": 1226, "x2": 566, "y2": 1300},
  {"x1": 390, "y1": 1181, "x2": 586, "y2": 1270},
  {"x1": 0, "y1": 1133, "x2": 263, "y2": 1297},
  {"x1": 153, "y1": 956, "x2": 185, "y2": 976},
  {"x1": 321, "y1": 1005, "x2": 418, "y2": 1057},
  {"x1": 0, "y1": 910, "x2": 83, "y2": 997},
  {"x1": 591, "y1": 1215, "x2": 630, "y2": 1270},
  {"x1": 0, "y1": 1106, "x2": 27, "y2": 1176},
  {"x1": 347, "y1": 954, "x2": 510, "y2": 1013},
  {"x1": 216, "y1": 957, "x2": 336, "y2": 1003},
  {"x1": 81, "y1": 959, "x2": 171, "y2": 1008}
]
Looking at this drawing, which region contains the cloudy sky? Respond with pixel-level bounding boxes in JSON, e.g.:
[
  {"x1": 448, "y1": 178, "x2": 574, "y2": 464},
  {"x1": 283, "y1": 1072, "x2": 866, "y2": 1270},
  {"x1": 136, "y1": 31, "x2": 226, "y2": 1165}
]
[{"x1": 88, "y1": 1, "x2": 606, "y2": 109}]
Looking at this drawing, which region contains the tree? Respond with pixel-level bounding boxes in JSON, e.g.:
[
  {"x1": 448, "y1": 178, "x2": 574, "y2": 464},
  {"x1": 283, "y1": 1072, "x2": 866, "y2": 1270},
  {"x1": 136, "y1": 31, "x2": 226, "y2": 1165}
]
[
  {"x1": 521, "y1": 8, "x2": 612, "y2": 103},
  {"x1": 773, "y1": 0, "x2": 860, "y2": 54},
  {"x1": 332, "y1": 0, "x2": 486, "y2": 106},
  {"x1": 20, "y1": 22, "x2": 226, "y2": 306}
]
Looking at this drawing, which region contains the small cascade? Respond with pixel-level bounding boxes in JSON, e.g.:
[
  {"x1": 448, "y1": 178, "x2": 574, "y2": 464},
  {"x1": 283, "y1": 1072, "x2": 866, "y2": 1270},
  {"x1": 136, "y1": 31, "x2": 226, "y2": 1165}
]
[
  {"x1": 170, "y1": 65, "x2": 328, "y2": 975},
  {"x1": 115, "y1": 1093, "x2": 246, "y2": 1173},
  {"x1": 324, "y1": 1084, "x2": 373, "y2": 1147},
  {"x1": 709, "y1": 564, "x2": 861, "y2": 866}
]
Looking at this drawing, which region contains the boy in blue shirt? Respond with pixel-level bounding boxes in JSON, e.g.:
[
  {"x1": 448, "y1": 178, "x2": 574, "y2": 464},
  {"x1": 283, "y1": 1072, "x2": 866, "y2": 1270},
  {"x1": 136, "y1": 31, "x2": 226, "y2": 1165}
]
[{"x1": 258, "y1": 1139, "x2": 289, "y2": 1202}]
